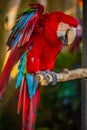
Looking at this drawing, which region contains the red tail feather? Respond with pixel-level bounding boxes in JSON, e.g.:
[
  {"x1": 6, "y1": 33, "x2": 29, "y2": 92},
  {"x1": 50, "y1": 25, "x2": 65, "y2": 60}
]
[
  {"x1": 26, "y1": 85, "x2": 40, "y2": 130},
  {"x1": 22, "y1": 77, "x2": 29, "y2": 128},
  {"x1": 17, "y1": 77, "x2": 25, "y2": 114},
  {"x1": 17, "y1": 77, "x2": 40, "y2": 130}
]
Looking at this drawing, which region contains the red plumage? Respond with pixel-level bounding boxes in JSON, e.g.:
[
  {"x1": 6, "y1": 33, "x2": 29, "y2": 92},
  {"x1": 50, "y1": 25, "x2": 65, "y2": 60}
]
[
  {"x1": 17, "y1": 76, "x2": 25, "y2": 114},
  {"x1": 0, "y1": 3, "x2": 78, "y2": 130},
  {"x1": 22, "y1": 77, "x2": 29, "y2": 127}
]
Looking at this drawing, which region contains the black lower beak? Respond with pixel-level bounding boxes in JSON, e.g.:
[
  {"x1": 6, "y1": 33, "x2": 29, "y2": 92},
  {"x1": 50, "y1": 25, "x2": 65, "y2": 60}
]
[{"x1": 60, "y1": 33, "x2": 68, "y2": 45}]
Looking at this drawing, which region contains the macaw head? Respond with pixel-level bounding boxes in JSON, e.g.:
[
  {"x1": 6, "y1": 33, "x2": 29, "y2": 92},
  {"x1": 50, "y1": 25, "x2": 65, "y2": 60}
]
[
  {"x1": 44, "y1": 12, "x2": 78, "y2": 46},
  {"x1": 57, "y1": 22, "x2": 77, "y2": 46}
]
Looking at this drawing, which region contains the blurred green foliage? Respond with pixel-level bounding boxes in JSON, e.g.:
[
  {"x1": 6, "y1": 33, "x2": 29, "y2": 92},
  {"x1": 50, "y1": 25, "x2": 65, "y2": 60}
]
[{"x1": 0, "y1": 9, "x2": 2, "y2": 14}]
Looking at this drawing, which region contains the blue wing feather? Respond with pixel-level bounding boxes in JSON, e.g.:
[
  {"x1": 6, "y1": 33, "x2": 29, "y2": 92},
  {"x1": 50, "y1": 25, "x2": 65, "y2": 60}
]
[
  {"x1": 7, "y1": 11, "x2": 34, "y2": 49},
  {"x1": 26, "y1": 73, "x2": 38, "y2": 98},
  {"x1": 12, "y1": 16, "x2": 24, "y2": 32},
  {"x1": 16, "y1": 52, "x2": 38, "y2": 98},
  {"x1": 20, "y1": 12, "x2": 34, "y2": 30},
  {"x1": 16, "y1": 52, "x2": 27, "y2": 88},
  {"x1": 26, "y1": 73, "x2": 33, "y2": 98},
  {"x1": 13, "y1": 12, "x2": 34, "y2": 32},
  {"x1": 7, "y1": 4, "x2": 44, "y2": 49},
  {"x1": 33, "y1": 76, "x2": 38, "y2": 95},
  {"x1": 12, "y1": 33, "x2": 21, "y2": 48}
]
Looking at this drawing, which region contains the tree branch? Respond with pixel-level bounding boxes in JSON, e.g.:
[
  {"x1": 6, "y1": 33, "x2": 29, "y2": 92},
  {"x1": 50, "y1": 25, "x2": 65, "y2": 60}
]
[{"x1": 37, "y1": 68, "x2": 87, "y2": 86}]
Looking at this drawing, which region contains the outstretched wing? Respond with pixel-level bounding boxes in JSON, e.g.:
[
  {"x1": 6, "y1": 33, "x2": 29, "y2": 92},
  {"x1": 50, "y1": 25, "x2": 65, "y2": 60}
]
[
  {"x1": 0, "y1": 3, "x2": 44, "y2": 98},
  {"x1": 7, "y1": 3, "x2": 44, "y2": 49}
]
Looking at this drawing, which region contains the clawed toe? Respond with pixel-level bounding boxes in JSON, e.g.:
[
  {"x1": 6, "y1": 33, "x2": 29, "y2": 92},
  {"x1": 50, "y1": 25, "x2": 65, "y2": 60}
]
[{"x1": 37, "y1": 70, "x2": 58, "y2": 85}]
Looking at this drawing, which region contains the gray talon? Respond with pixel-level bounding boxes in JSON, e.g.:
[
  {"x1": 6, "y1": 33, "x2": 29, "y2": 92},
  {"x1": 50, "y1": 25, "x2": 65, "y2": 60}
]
[
  {"x1": 46, "y1": 70, "x2": 57, "y2": 85},
  {"x1": 37, "y1": 71, "x2": 50, "y2": 85}
]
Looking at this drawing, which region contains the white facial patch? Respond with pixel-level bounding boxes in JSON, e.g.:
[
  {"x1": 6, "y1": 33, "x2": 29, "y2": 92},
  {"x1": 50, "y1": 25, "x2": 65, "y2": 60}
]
[{"x1": 56, "y1": 30, "x2": 66, "y2": 38}]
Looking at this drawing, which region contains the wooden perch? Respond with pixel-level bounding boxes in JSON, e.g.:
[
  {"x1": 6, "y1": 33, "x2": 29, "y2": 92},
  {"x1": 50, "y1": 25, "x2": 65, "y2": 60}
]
[{"x1": 37, "y1": 68, "x2": 87, "y2": 86}]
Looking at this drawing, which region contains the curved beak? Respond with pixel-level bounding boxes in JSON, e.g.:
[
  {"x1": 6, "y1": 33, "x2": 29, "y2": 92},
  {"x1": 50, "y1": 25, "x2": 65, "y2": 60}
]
[
  {"x1": 66, "y1": 27, "x2": 76, "y2": 45},
  {"x1": 57, "y1": 22, "x2": 76, "y2": 45}
]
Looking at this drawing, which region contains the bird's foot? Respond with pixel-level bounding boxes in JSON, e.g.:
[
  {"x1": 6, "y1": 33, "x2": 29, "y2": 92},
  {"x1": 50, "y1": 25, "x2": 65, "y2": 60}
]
[
  {"x1": 37, "y1": 71, "x2": 50, "y2": 85},
  {"x1": 46, "y1": 70, "x2": 58, "y2": 85},
  {"x1": 37, "y1": 70, "x2": 57, "y2": 85}
]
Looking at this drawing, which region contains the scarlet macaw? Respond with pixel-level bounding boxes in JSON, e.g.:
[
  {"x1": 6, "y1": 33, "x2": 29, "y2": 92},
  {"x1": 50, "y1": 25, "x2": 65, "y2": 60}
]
[{"x1": 0, "y1": 3, "x2": 78, "y2": 130}]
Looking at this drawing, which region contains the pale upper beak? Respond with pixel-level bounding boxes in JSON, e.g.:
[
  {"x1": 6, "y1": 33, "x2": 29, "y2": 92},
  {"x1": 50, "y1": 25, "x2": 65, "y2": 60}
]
[{"x1": 56, "y1": 22, "x2": 76, "y2": 45}]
